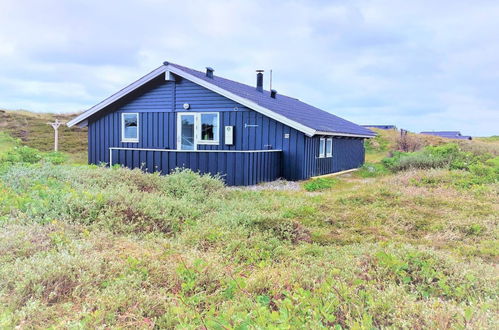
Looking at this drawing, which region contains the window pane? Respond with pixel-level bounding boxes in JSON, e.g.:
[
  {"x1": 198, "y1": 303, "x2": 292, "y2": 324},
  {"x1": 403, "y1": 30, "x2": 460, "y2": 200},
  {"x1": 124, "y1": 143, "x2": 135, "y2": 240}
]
[
  {"x1": 181, "y1": 115, "x2": 195, "y2": 150},
  {"x1": 326, "y1": 138, "x2": 332, "y2": 156},
  {"x1": 319, "y1": 138, "x2": 325, "y2": 157},
  {"x1": 123, "y1": 114, "x2": 138, "y2": 140},
  {"x1": 200, "y1": 113, "x2": 218, "y2": 141}
]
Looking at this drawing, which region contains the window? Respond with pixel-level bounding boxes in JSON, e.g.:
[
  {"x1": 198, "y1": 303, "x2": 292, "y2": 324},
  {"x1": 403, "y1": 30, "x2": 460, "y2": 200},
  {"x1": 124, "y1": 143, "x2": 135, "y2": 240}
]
[
  {"x1": 121, "y1": 113, "x2": 139, "y2": 142},
  {"x1": 199, "y1": 113, "x2": 219, "y2": 143},
  {"x1": 326, "y1": 138, "x2": 333, "y2": 157},
  {"x1": 319, "y1": 137, "x2": 325, "y2": 158},
  {"x1": 177, "y1": 112, "x2": 220, "y2": 150}
]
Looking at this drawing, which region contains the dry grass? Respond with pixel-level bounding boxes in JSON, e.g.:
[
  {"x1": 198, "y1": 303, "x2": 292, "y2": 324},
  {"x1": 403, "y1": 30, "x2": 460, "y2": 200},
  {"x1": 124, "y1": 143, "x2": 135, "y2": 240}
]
[
  {"x1": 0, "y1": 109, "x2": 87, "y2": 163},
  {"x1": 0, "y1": 164, "x2": 497, "y2": 328}
]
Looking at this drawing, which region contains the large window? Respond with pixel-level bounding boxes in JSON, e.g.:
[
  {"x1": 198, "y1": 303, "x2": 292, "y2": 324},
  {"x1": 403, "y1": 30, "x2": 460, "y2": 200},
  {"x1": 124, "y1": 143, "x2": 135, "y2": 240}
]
[
  {"x1": 199, "y1": 113, "x2": 219, "y2": 143},
  {"x1": 121, "y1": 113, "x2": 139, "y2": 142},
  {"x1": 177, "y1": 112, "x2": 220, "y2": 150}
]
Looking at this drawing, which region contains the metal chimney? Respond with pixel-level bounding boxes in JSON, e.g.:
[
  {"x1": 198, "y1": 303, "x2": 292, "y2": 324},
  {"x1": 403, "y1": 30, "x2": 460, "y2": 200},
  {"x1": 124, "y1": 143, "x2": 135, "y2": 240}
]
[
  {"x1": 206, "y1": 67, "x2": 214, "y2": 78},
  {"x1": 256, "y1": 70, "x2": 264, "y2": 92}
]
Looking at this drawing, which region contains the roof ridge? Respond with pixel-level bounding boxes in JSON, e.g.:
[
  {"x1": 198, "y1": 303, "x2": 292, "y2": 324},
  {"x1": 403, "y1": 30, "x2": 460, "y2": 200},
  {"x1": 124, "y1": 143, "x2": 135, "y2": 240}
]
[{"x1": 168, "y1": 62, "x2": 368, "y2": 130}]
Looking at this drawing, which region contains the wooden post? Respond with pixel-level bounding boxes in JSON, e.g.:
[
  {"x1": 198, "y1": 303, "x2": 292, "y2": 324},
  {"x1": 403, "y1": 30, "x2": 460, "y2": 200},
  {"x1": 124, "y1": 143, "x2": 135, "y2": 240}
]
[{"x1": 48, "y1": 119, "x2": 62, "y2": 152}]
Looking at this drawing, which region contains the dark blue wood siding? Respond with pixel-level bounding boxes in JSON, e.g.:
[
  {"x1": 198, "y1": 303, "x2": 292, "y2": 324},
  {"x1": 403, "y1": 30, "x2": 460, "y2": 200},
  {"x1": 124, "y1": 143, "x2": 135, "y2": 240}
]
[
  {"x1": 87, "y1": 74, "x2": 366, "y2": 184},
  {"x1": 304, "y1": 136, "x2": 365, "y2": 177},
  {"x1": 110, "y1": 149, "x2": 281, "y2": 186}
]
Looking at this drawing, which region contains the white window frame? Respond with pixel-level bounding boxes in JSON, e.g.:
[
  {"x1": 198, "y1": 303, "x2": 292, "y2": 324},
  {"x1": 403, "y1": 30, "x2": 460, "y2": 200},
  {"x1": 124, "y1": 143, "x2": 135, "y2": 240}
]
[
  {"x1": 198, "y1": 112, "x2": 220, "y2": 145},
  {"x1": 121, "y1": 112, "x2": 139, "y2": 143},
  {"x1": 319, "y1": 137, "x2": 325, "y2": 158},
  {"x1": 177, "y1": 113, "x2": 197, "y2": 150},
  {"x1": 326, "y1": 137, "x2": 333, "y2": 157},
  {"x1": 176, "y1": 112, "x2": 220, "y2": 150}
]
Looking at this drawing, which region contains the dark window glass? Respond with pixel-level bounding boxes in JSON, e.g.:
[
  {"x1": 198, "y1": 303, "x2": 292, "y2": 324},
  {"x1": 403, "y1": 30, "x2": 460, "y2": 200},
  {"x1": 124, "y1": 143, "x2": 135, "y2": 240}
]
[{"x1": 201, "y1": 113, "x2": 218, "y2": 141}]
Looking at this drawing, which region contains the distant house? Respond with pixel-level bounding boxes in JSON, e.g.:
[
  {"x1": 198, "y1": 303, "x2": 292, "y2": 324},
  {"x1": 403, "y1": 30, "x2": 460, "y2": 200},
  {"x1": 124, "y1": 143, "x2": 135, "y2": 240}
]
[
  {"x1": 67, "y1": 62, "x2": 375, "y2": 185},
  {"x1": 362, "y1": 125, "x2": 397, "y2": 130},
  {"x1": 420, "y1": 131, "x2": 472, "y2": 140}
]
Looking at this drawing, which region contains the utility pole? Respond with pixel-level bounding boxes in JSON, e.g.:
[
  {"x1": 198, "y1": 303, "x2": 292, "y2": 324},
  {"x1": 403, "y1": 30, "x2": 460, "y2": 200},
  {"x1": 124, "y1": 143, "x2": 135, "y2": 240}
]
[
  {"x1": 269, "y1": 69, "x2": 272, "y2": 91},
  {"x1": 48, "y1": 119, "x2": 62, "y2": 152}
]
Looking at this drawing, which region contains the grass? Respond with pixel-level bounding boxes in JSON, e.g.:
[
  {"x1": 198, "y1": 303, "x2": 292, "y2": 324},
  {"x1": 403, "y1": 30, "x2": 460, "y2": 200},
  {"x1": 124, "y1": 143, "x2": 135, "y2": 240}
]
[
  {"x1": 0, "y1": 109, "x2": 87, "y2": 163},
  {"x1": 0, "y1": 132, "x2": 18, "y2": 153},
  {"x1": 303, "y1": 177, "x2": 339, "y2": 191},
  {"x1": 0, "y1": 115, "x2": 497, "y2": 328},
  {"x1": 0, "y1": 158, "x2": 497, "y2": 328}
]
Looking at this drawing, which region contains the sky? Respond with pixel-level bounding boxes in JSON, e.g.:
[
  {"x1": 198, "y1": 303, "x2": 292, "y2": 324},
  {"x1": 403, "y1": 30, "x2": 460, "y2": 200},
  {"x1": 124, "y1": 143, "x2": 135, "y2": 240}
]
[{"x1": 0, "y1": 0, "x2": 498, "y2": 136}]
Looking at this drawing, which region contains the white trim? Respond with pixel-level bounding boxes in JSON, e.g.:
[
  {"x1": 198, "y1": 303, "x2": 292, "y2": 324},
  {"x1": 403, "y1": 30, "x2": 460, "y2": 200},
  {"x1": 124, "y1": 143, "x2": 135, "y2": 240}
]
[
  {"x1": 177, "y1": 112, "x2": 220, "y2": 150},
  {"x1": 121, "y1": 113, "x2": 139, "y2": 143},
  {"x1": 66, "y1": 66, "x2": 168, "y2": 127},
  {"x1": 166, "y1": 65, "x2": 317, "y2": 137},
  {"x1": 326, "y1": 137, "x2": 333, "y2": 157},
  {"x1": 67, "y1": 63, "x2": 374, "y2": 139},
  {"x1": 311, "y1": 168, "x2": 358, "y2": 179},
  {"x1": 177, "y1": 113, "x2": 197, "y2": 150},
  {"x1": 110, "y1": 147, "x2": 281, "y2": 153},
  {"x1": 319, "y1": 137, "x2": 326, "y2": 158}
]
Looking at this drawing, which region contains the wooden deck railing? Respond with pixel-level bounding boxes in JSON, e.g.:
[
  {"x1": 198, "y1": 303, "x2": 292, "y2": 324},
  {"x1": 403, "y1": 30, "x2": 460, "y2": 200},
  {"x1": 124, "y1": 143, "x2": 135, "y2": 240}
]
[{"x1": 109, "y1": 147, "x2": 282, "y2": 186}]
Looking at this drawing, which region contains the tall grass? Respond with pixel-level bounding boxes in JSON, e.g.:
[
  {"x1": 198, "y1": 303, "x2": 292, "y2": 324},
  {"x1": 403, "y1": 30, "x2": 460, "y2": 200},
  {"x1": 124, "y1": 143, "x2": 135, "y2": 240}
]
[
  {"x1": 0, "y1": 133, "x2": 498, "y2": 328},
  {"x1": 0, "y1": 160, "x2": 497, "y2": 328}
]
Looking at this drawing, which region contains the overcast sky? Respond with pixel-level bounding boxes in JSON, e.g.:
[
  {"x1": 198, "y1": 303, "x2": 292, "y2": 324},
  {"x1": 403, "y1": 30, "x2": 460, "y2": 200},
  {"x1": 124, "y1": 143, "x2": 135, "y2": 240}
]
[{"x1": 0, "y1": 0, "x2": 498, "y2": 136}]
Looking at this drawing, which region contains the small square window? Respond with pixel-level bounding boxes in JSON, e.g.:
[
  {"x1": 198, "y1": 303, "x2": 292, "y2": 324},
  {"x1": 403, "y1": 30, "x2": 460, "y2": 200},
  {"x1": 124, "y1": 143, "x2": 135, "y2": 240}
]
[{"x1": 122, "y1": 113, "x2": 139, "y2": 142}]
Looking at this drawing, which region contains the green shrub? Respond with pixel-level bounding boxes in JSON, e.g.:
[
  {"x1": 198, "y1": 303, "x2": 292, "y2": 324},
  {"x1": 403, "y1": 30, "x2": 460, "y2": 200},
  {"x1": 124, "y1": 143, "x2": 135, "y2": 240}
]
[
  {"x1": 371, "y1": 246, "x2": 496, "y2": 302},
  {"x1": 358, "y1": 163, "x2": 389, "y2": 178},
  {"x1": 364, "y1": 134, "x2": 389, "y2": 153},
  {"x1": 303, "y1": 177, "x2": 338, "y2": 191},
  {"x1": 382, "y1": 143, "x2": 494, "y2": 173},
  {"x1": 1, "y1": 146, "x2": 42, "y2": 164},
  {"x1": 0, "y1": 164, "x2": 225, "y2": 234},
  {"x1": 1, "y1": 145, "x2": 69, "y2": 165},
  {"x1": 42, "y1": 152, "x2": 67, "y2": 165}
]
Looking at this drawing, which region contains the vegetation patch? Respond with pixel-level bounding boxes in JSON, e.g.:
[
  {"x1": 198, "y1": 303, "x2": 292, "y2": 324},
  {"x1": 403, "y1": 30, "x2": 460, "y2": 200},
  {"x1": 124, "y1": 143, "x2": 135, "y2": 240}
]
[
  {"x1": 0, "y1": 121, "x2": 498, "y2": 328},
  {"x1": 303, "y1": 177, "x2": 339, "y2": 191}
]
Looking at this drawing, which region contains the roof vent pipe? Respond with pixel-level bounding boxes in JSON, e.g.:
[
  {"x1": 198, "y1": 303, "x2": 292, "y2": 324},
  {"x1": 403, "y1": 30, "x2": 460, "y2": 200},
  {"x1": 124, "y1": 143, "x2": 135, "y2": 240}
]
[
  {"x1": 256, "y1": 70, "x2": 264, "y2": 92},
  {"x1": 270, "y1": 89, "x2": 277, "y2": 98},
  {"x1": 206, "y1": 67, "x2": 214, "y2": 78}
]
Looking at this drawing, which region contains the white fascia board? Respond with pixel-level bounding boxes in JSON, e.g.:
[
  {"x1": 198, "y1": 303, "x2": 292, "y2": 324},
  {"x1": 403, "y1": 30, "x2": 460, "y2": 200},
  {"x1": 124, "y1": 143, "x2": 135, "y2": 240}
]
[
  {"x1": 77, "y1": 120, "x2": 88, "y2": 128},
  {"x1": 66, "y1": 66, "x2": 168, "y2": 127},
  {"x1": 315, "y1": 131, "x2": 375, "y2": 138},
  {"x1": 166, "y1": 65, "x2": 317, "y2": 137}
]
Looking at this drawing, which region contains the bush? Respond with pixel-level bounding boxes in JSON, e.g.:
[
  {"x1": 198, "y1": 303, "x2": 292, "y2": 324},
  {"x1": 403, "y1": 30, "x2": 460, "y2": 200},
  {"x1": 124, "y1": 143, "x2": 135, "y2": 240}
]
[
  {"x1": 303, "y1": 177, "x2": 338, "y2": 191},
  {"x1": 396, "y1": 130, "x2": 423, "y2": 152},
  {"x1": 1, "y1": 146, "x2": 68, "y2": 165},
  {"x1": 0, "y1": 164, "x2": 226, "y2": 234},
  {"x1": 383, "y1": 144, "x2": 489, "y2": 172},
  {"x1": 358, "y1": 163, "x2": 389, "y2": 178},
  {"x1": 1, "y1": 146, "x2": 42, "y2": 164},
  {"x1": 42, "y1": 152, "x2": 67, "y2": 165},
  {"x1": 364, "y1": 134, "x2": 389, "y2": 153}
]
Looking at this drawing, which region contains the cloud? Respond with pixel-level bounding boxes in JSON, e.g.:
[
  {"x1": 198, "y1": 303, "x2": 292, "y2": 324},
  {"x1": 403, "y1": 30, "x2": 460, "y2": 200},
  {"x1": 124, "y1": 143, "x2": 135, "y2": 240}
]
[{"x1": 0, "y1": 0, "x2": 498, "y2": 135}]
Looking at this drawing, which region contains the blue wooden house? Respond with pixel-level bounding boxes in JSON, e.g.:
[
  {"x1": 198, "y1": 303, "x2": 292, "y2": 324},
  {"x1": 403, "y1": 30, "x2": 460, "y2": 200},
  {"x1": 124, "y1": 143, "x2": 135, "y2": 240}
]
[
  {"x1": 362, "y1": 125, "x2": 397, "y2": 130},
  {"x1": 67, "y1": 62, "x2": 375, "y2": 185},
  {"x1": 420, "y1": 131, "x2": 472, "y2": 140}
]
